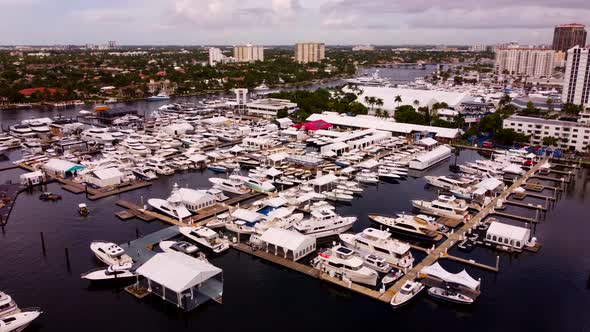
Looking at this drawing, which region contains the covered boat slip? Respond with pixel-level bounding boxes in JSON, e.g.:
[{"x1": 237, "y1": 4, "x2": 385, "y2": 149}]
[{"x1": 136, "y1": 252, "x2": 223, "y2": 311}]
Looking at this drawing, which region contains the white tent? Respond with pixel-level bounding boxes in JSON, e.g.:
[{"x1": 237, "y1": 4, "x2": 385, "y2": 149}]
[
  {"x1": 268, "y1": 152, "x2": 289, "y2": 163},
  {"x1": 231, "y1": 208, "x2": 264, "y2": 223},
  {"x1": 311, "y1": 173, "x2": 338, "y2": 186},
  {"x1": 357, "y1": 159, "x2": 380, "y2": 169},
  {"x1": 265, "y1": 167, "x2": 283, "y2": 178},
  {"x1": 259, "y1": 228, "x2": 316, "y2": 261},
  {"x1": 228, "y1": 145, "x2": 245, "y2": 154},
  {"x1": 486, "y1": 221, "x2": 530, "y2": 250},
  {"x1": 421, "y1": 262, "x2": 480, "y2": 290}
]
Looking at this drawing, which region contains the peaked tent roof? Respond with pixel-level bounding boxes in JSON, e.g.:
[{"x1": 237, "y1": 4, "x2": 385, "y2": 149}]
[
  {"x1": 304, "y1": 120, "x2": 333, "y2": 131},
  {"x1": 421, "y1": 262, "x2": 480, "y2": 290}
]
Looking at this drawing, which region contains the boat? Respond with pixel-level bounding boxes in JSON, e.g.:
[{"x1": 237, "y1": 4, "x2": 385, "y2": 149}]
[
  {"x1": 311, "y1": 245, "x2": 378, "y2": 286},
  {"x1": 339, "y1": 228, "x2": 414, "y2": 268},
  {"x1": 0, "y1": 309, "x2": 42, "y2": 332},
  {"x1": 294, "y1": 207, "x2": 356, "y2": 238},
  {"x1": 39, "y1": 192, "x2": 61, "y2": 201},
  {"x1": 78, "y1": 203, "x2": 89, "y2": 216},
  {"x1": 381, "y1": 270, "x2": 404, "y2": 286},
  {"x1": 230, "y1": 175, "x2": 275, "y2": 192},
  {"x1": 80, "y1": 262, "x2": 136, "y2": 281},
  {"x1": 209, "y1": 177, "x2": 250, "y2": 194},
  {"x1": 427, "y1": 287, "x2": 474, "y2": 304},
  {"x1": 131, "y1": 167, "x2": 158, "y2": 180},
  {"x1": 90, "y1": 241, "x2": 133, "y2": 265},
  {"x1": 390, "y1": 280, "x2": 424, "y2": 308},
  {"x1": 0, "y1": 292, "x2": 18, "y2": 318},
  {"x1": 179, "y1": 226, "x2": 230, "y2": 253},
  {"x1": 207, "y1": 163, "x2": 228, "y2": 173},
  {"x1": 323, "y1": 190, "x2": 354, "y2": 202},
  {"x1": 363, "y1": 254, "x2": 392, "y2": 273},
  {"x1": 159, "y1": 241, "x2": 199, "y2": 255},
  {"x1": 411, "y1": 195, "x2": 469, "y2": 220},
  {"x1": 146, "y1": 92, "x2": 171, "y2": 101},
  {"x1": 368, "y1": 213, "x2": 443, "y2": 242},
  {"x1": 424, "y1": 175, "x2": 471, "y2": 190}
]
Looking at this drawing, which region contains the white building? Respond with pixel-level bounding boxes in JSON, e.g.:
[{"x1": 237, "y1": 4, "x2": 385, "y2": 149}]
[
  {"x1": 246, "y1": 98, "x2": 298, "y2": 118},
  {"x1": 295, "y1": 42, "x2": 325, "y2": 63},
  {"x1": 233, "y1": 44, "x2": 264, "y2": 62},
  {"x1": 469, "y1": 44, "x2": 487, "y2": 52},
  {"x1": 495, "y1": 48, "x2": 555, "y2": 77},
  {"x1": 84, "y1": 168, "x2": 124, "y2": 188},
  {"x1": 562, "y1": 46, "x2": 590, "y2": 109},
  {"x1": 352, "y1": 45, "x2": 375, "y2": 51},
  {"x1": 208, "y1": 47, "x2": 224, "y2": 66},
  {"x1": 503, "y1": 115, "x2": 590, "y2": 151},
  {"x1": 42, "y1": 159, "x2": 85, "y2": 178}
]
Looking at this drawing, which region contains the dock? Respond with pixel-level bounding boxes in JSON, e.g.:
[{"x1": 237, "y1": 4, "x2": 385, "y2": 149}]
[
  {"x1": 56, "y1": 178, "x2": 152, "y2": 200},
  {"x1": 120, "y1": 226, "x2": 181, "y2": 264},
  {"x1": 232, "y1": 243, "x2": 320, "y2": 278},
  {"x1": 490, "y1": 211, "x2": 537, "y2": 223},
  {"x1": 502, "y1": 200, "x2": 546, "y2": 211}
]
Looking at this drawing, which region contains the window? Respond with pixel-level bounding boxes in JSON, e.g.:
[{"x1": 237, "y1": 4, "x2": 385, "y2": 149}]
[
  {"x1": 516, "y1": 241, "x2": 521, "y2": 247},
  {"x1": 492, "y1": 235, "x2": 497, "y2": 241}
]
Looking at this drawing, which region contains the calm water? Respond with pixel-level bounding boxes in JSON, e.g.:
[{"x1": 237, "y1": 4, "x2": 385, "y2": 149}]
[{"x1": 1, "y1": 148, "x2": 589, "y2": 332}]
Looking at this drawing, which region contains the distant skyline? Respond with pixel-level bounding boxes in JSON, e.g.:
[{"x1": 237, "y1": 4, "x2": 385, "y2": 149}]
[{"x1": 1, "y1": 0, "x2": 589, "y2": 45}]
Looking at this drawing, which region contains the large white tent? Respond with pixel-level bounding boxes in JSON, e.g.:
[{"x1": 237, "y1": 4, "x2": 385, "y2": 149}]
[
  {"x1": 258, "y1": 228, "x2": 316, "y2": 261},
  {"x1": 421, "y1": 262, "x2": 480, "y2": 290}
]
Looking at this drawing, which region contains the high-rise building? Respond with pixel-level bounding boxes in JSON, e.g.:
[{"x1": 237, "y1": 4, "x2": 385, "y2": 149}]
[
  {"x1": 209, "y1": 47, "x2": 224, "y2": 66},
  {"x1": 295, "y1": 43, "x2": 325, "y2": 63},
  {"x1": 495, "y1": 48, "x2": 556, "y2": 77},
  {"x1": 552, "y1": 24, "x2": 587, "y2": 52},
  {"x1": 233, "y1": 44, "x2": 264, "y2": 62},
  {"x1": 562, "y1": 46, "x2": 590, "y2": 108}
]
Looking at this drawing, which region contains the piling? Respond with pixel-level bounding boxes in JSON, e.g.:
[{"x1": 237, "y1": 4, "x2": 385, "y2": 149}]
[{"x1": 40, "y1": 231, "x2": 46, "y2": 255}]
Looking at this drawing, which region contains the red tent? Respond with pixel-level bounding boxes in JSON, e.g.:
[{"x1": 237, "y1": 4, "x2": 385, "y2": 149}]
[
  {"x1": 291, "y1": 123, "x2": 304, "y2": 129},
  {"x1": 304, "y1": 120, "x2": 332, "y2": 131}
]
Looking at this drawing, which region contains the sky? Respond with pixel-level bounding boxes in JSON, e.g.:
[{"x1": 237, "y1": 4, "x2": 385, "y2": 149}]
[{"x1": 1, "y1": 0, "x2": 589, "y2": 45}]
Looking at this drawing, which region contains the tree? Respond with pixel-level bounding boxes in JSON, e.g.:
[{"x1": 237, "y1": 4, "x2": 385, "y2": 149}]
[
  {"x1": 394, "y1": 105, "x2": 426, "y2": 124},
  {"x1": 394, "y1": 95, "x2": 402, "y2": 108},
  {"x1": 412, "y1": 99, "x2": 419, "y2": 109},
  {"x1": 546, "y1": 98, "x2": 554, "y2": 112},
  {"x1": 493, "y1": 128, "x2": 529, "y2": 146},
  {"x1": 562, "y1": 103, "x2": 583, "y2": 116},
  {"x1": 499, "y1": 93, "x2": 512, "y2": 106},
  {"x1": 479, "y1": 113, "x2": 503, "y2": 134},
  {"x1": 542, "y1": 136, "x2": 559, "y2": 147},
  {"x1": 277, "y1": 107, "x2": 289, "y2": 118}
]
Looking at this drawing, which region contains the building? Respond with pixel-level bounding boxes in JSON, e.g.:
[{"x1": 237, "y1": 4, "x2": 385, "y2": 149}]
[
  {"x1": 552, "y1": 24, "x2": 587, "y2": 52},
  {"x1": 84, "y1": 168, "x2": 124, "y2": 188},
  {"x1": 503, "y1": 115, "x2": 590, "y2": 152},
  {"x1": 208, "y1": 47, "x2": 224, "y2": 66},
  {"x1": 295, "y1": 43, "x2": 325, "y2": 63},
  {"x1": 485, "y1": 221, "x2": 531, "y2": 251},
  {"x1": 42, "y1": 159, "x2": 85, "y2": 178},
  {"x1": 233, "y1": 44, "x2": 264, "y2": 62},
  {"x1": 562, "y1": 46, "x2": 590, "y2": 108},
  {"x1": 352, "y1": 45, "x2": 375, "y2": 51},
  {"x1": 245, "y1": 98, "x2": 298, "y2": 118},
  {"x1": 469, "y1": 44, "x2": 487, "y2": 52},
  {"x1": 495, "y1": 48, "x2": 556, "y2": 77}
]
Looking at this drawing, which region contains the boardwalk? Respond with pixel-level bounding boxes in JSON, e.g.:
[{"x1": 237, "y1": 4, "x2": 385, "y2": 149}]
[{"x1": 120, "y1": 226, "x2": 180, "y2": 264}]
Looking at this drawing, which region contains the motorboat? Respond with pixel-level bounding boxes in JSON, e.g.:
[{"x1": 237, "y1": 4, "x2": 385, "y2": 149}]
[
  {"x1": 90, "y1": 241, "x2": 133, "y2": 265},
  {"x1": 131, "y1": 167, "x2": 158, "y2": 180},
  {"x1": 355, "y1": 171, "x2": 379, "y2": 184},
  {"x1": 78, "y1": 203, "x2": 89, "y2": 216},
  {"x1": 323, "y1": 190, "x2": 354, "y2": 202},
  {"x1": 381, "y1": 270, "x2": 404, "y2": 286},
  {"x1": 424, "y1": 175, "x2": 471, "y2": 190},
  {"x1": 180, "y1": 226, "x2": 230, "y2": 253},
  {"x1": 159, "y1": 241, "x2": 199, "y2": 255},
  {"x1": 148, "y1": 195, "x2": 192, "y2": 221},
  {"x1": 363, "y1": 254, "x2": 392, "y2": 273},
  {"x1": 80, "y1": 262, "x2": 136, "y2": 281},
  {"x1": 209, "y1": 177, "x2": 250, "y2": 194},
  {"x1": 207, "y1": 188, "x2": 229, "y2": 202},
  {"x1": 230, "y1": 175, "x2": 275, "y2": 192},
  {"x1": 0, "y1": 292, "x2": 18, "y2": 318},
  {"x1": 311, "y1": 245, "x2": 378, "y2": 286},
  {"x1": 390, "y1": 280, "x2": 424, "y2": 308},
  {"x1": 368, "y1": 213, "x2": 443, "y2": 242},
  {"x1": 294, "y1": 207, "x2": 356, "y2": 238},
  {"x1": 427, "y1": 287, "x2": 474, "y2": 304},
  {"x1": 146, "y1": 92, "x2": 171, "y2": 101},
  {"x1": 255, "y1": 212, "x2": 304, "y2": 234},
  {"x1": 205, "y1": 212, "x2": 229, "y2": 229},
  {"x1": 411, "y1": 195, "x2": 469, "y2": 220},
  {"x1": 0, "y1": 309, "x2": 42, "y2": 332},
  {"x1": 339, "y1": 228, "x2": 414, "y2": 268},
  {"x1": 207, "y1": 163, "x2": 228, "y2": 173}
]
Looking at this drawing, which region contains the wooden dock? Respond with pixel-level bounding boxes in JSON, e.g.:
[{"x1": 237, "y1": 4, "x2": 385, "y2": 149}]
[
  {"x1": 440, "y1": 254, "x2": 499, "y2": 272},
  {"x1": 532, "y1": 175, "x2": 570, "y2": 183},
  {"x1": 56, "y1": 178, "x2": 152, "y2": 200},
  {"x1": 491, "y1": 211, "x2": 537, "y2": 223},
  {"x1": 503, "y1": 200, "x2": 546, "y2": 211},
  {"x1": 232, "y1": 243, "x2": 320, "y2": 278}
]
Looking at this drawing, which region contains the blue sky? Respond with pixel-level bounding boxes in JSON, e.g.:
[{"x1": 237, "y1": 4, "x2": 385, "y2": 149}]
[{"x1": 1, "y1": 0, "x2": 589, "y2": 45}]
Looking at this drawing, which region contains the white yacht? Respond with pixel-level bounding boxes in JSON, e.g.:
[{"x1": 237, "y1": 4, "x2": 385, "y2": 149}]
[
  {"x1": 0, "y1": 292, "x2": 18, "y2": 318},
  {"x1": 411, "y1": 195, "x2": 469, "y2": 220},
  {"x1": 0, "y1": 309, "x2": 42, "y2": 332},
  {"x1": 0, "y1": 135, "x2": 20, "y2": 149},
  {"x1": 323, "y1": 190, "x2": 354, "y2": 202},
  {"x1": 179, "y1": 226, "x2": 230, "y2": 253},
  {"x1": 145, "y1": 157, "x2": 174, "y2": 175},
  {"x1": 311, "y1": 245, "x2": 379, "y2": 286},
  {"x1": 159, "y1": 241, "x2": 199, "y2": 255},
  {"x1": 345, "y1": 70, "x2": 391, "y2": 87},
  {"x1": 368, "y1": 214, "x2": 443, "y2": 242},
  {"x1": 424, "y1": 175, "x2": 471, "y2": 190},
  {"x1": 427, "y1": 287, "x2": 474, "y2": 304},
  {"x1": 363, "y1": 254, "x2": 392, "y2": 274},
  {"x1": 81, "y1": 262, "x2": 136, "y2": 281},
  {"x1": 148, "y1": 193, "x2": 192, "y2": 221},
  {"x1": 209, "y1": 177, "x2": 250, "y2": 194},
  {"x1": 230, "y1": 175, "x2": 275, "y2": 192},
  {"x1": 294, "y1": 207, "x2": 356, "y2": 238},
  {"x1": 9, "y1": 124, "x2": 36, "y2": 139},
  {"x1": 339, "y1": 228, "x2": 414, "y2": 268},
  {"x1": 81, "y1": 128, "x2": 115, "y2": 144},
  {"x1": 390, "y1": 280, "x2": 424, "y2": 308},
  {"x1": 90, "y1": 241, "x2": 133, "y2": 266},
  {"x1": 131, "y1": 166, "x2": 158, "y2": 180}
]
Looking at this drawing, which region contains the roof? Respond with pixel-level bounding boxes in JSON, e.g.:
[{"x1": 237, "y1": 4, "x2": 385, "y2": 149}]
[
  {"x1": 475, "y1": 177, "x2": 504, "y2": 191},
  {"x1": 136, "y1": 252, "x2": 222, "y2": 293},
  {"x1": 43, "y1": 158, "x2": 85, "y2": 173},
  {"x1": 504, "y1": 115, "x2": 590, "y2": 129},
  {"x1": 413, "y1": 145, "x2": 452, "y2": 163},
  {"x1": 311, "y1": 173, "x2": 338, "y2": 186},
  {"x1": 421, "y1": 262, "x2": 480, "y2": 290},
  {"x1": 258, "y1": 228, "x2": 315, "y2": 252},
  {"x1": 231, "y1": 208, "x2": 264, "y2": 223},
  {"x1": 304, "y1": 120, "x2": 332, "y2": 131},
  {"x1": 487, "y1": 221, "x2": 530, "y2": 241},
  {"x1": 177, "y1": 188, "x2": 215, "y2": 204},
  {"x1": 18, "y1": 87, "x2": 64, "y2": 96},
  {"x1": 345, "y1": 86, "x2": 468, "y2": 110},
  {"x1": 92, "y1": 168, "x2": 123, "y2": 180},
  {"x1": 417, "y1": 137, "x2": 438, "y2": 147}
]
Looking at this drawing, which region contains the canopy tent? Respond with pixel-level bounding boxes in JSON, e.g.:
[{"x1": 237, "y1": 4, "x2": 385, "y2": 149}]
[
  {"x1": 261, "y1": 196, "x2": 287, "y2": 208},
  {"x1": 265, "y1": 167, "x2": 283, "y2": 178},
  {"x1": 228, "y1": 145, "x2": 245, "y2": 154},
  {"x1": 475, "y1": 177, "x2": 504, "y2": 192},
  {"x1": 267, "y1": 152, "x2": 289, "y2": 163},
  {"x1": 357, "y1": 159, "x2": 380, "y2": 169},
  {"x1": 187, "y1": 154, "x2": 208, "y2": 163},
  {"x1": 258, "y1": 228, "x2": 316, "y2": 261},
  {"x1": 311, "y1": 173, "x2": 338, "y2": 187},
  {"x1": 304, "y1": 120, "x2": 332, "y2": 131},
  {"x1": 231, "y1": 208, "x2": 264, "y2": 223},
  {"x1": 421, "y1": 262, "x2": 480, "y2": 290}
]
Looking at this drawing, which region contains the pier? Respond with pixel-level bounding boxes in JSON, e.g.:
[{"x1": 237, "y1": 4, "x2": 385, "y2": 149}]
[{"x1": 56, "y1": 178, "x2": 152, "y2": 200}]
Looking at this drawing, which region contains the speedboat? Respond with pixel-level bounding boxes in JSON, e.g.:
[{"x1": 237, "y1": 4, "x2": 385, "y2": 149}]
[
  {"x1": 146, "y1": 92, "x2": 171, "y2": 101},
  {"x1": 339, "y1": 228, "x2": 414, "y2": 269},
  {"x1": 0, "y1": 309, "x2": 42, "y2": 332},
  {"x1": 311, "y1": 245, "x2": 378, "y2": 286},
  {"x1": 294, "y1": 207, "x2": 356, "y2": 238},
  {"x1": 90, "y1": 241, "x2": 133, "y2": 266},
  {"x1": 207, "y1": 163, "x2": 228, "y2": 173},
  {"x1": 390, "y1": 280, "x2": 424, "y2": 308},
  {"x1": 427, "y1": 287, "x2": 474, "y2": 304},
  {"x1": 368, "y1": 213, "x2": 443, "y2": 242},
  {"x1": 381, "y1": 270, "x2": 404, "y2": 286},
  {"x1": 159, "y1": 241, "x2": 199, "y2": 254},
  {"x1": 80, "y1": 262, "x2": 136, "y2": 281},
  {"x1": 180, "y1": 226, "x2": 230, "y2": 253},
  {"x1": 0, "y1": 292, "x2": 18, "y2": 318}
]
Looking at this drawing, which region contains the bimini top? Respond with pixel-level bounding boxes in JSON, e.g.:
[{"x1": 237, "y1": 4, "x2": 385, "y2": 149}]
[{"x1": 421, "y1": 262, "x2": 480, "y2": 290}]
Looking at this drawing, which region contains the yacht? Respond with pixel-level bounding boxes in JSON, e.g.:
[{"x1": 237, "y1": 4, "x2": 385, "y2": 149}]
[
  {"x1": 179, "y1": 226, "x2": 230, "y2": 253},
  {"x1": 339, "y1": 228, "x2": 414, "y2": 268},
  {"x1": 356, "y1": 171, "x2": 379, "y2": 184},
  {"x1": 90, "y1": 241, "x2": 133, "y2": 265},
  {"x1": 148, "y1": 194, "x2": 192, "y2": 221},
  {"x1": 293, "y1": 207, "x2": 356, "y2": 238},
  {"x1": 159, "y1": 241, "x2": 199, "y2": 255},
  {"x1": 9, "y1": 124, "x2": 36, "y2": 139},
  {"x1": 390, "y1": 280, "x2": 424, "y2": 308},
  {"x1": 230, "y1": 175, "x2": 275, "y2": 192},
  {"x1": 311, "y1": 245, "x2": 379, "y2": 286},
  {"x1": 0, "y1": 309, "x2": 42, "y2": 332},
  {"x1": 323, "y1": 190, "x2": 354, "y2": 202},
  {"x1": 145, "y1": 157, "x2": 174, "y2": 175},
  {"x1": 131, "y1": 166, "x2": 158, "y2": 180},
  {"x1": 368, "y1": 213, "x2": 443, "y2": 242},
  {"x1": 411, "y1": 195, "x2": 469, "y2": 220},
  {"x1": 424, "y1": 175, "x2": 471, "y2": 190},
  {"x1": 209, "y1": 177, "x2": 250, "y2": 194},
  {"x1": 363, "y1": 254, "x2": 392, "y2": 273},
  {"x1": 81, "y1": 128, "x2": 115, "y2": 144},
  {"x1": 0, "y1": 292, "x2": 18, "y2": 318},
  {"x1": 80, "y1": 262, "x2": 136, "y2": 281},
  {"x1": 253, "y1": 83, "x2": 270, "y2": 91},
  {"x1": 345, "y1": 70, "x2": 391, "y2": 87},
  {"x1": 427, "y1": 287, "x2": 474, "y2": 304},
  {"x1": 146, "y1": 92, "x2": 171, "y2": 101},
  {"x1": 0, "y1": 135, "x2": 20, "y2": 149}
]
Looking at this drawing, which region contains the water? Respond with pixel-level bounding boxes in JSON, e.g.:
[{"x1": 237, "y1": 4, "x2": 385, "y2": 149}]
[{"x1": 1, "y1": 148, "x2": 589, "y2": 332}]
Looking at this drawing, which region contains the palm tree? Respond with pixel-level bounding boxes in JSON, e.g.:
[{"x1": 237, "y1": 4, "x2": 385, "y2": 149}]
[
  {"x1": 394, "y1": 95, "x2": 402, "y2": 109},
  {"x1": 412, "y1": 99, "x2": 419, "y2": 109}
]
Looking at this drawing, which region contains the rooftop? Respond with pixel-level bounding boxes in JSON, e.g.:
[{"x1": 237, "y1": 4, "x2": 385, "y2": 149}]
[{"x1": 505, "y1": 115, "x2": 590, "y2": 128}]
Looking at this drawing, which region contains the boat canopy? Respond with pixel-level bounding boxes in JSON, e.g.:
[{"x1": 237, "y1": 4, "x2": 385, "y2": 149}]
[{"x1": 421, "y1": 262, "x2": 480, "y2": 290}]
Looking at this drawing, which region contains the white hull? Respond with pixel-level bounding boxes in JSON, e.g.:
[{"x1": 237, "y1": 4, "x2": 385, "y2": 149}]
[
  {"x1": 179, "y1": 227, "x2": 229, "y2": 253},
  {"x1": 296, "y1": 222, "x2": 353, "y2": 238},
  {"x1": 0, "y1": 310, "x2": 42, "y2": 332},
  {"x1": 81, "y1": 269, "x2": 136, "y2": 281}
]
